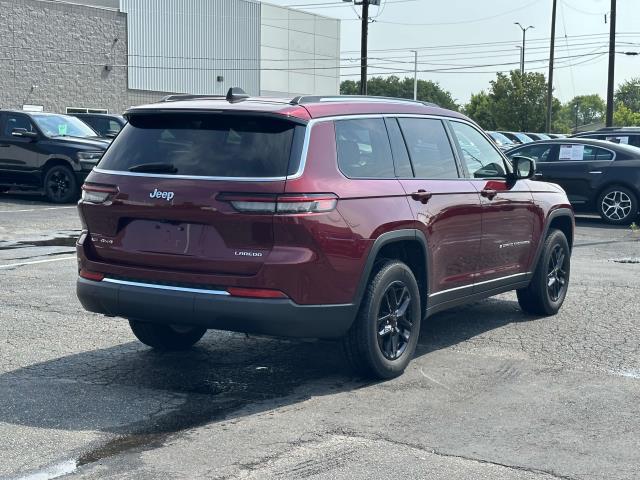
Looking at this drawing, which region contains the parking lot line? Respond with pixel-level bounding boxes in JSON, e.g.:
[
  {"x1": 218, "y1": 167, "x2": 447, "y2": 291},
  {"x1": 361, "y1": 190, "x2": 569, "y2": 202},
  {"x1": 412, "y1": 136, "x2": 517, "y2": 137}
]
[
  {"x1": 0, "y1": 256, "x2": 76, "y2": 269},
  {"x1": 0, "y1": 206, "x2": 77, "y2": 214}
]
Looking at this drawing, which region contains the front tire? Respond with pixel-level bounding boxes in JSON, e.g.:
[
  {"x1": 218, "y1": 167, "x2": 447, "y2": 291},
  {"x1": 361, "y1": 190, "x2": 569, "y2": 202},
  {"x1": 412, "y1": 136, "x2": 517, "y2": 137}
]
[
  {"x1": 343, "y1": 260, "x2": 421, "y2": 379},
  {"x1": 129, "y1": 320, "x2": 207, "y2": 351},
  {"x1": 597, "y1": 186, "x2": 638, "y2": 225},
  {"x1": 517, "y1": 229, "x2": 570, "y2": 316},
  {"x1": 43, "y1": 164, "x2": 78, "y2": 203}
]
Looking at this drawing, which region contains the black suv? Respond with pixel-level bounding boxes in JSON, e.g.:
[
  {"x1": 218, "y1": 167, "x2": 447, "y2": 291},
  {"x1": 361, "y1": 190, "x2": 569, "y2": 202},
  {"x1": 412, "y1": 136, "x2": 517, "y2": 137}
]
[
  {"x1": 0, "y1": 111, "x2": 110, "y2": 202},
  {"x1": 573, "y1": 127, "x2": 640, "y2": 148},
  {"x1": 70, "y1": 113, "x2": 126, "y2": 139}
]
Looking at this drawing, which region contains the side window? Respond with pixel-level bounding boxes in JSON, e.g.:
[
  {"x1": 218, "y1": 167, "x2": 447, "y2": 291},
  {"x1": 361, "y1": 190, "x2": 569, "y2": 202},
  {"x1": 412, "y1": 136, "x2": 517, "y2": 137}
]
[
  {"x1": 558, "y1": 144, "x2": 609, "y2": 161},
  {"x1": 397, "y1": 118, "x2": 459, "y2": 179},
  {"x1": 449, "y1": 121, "x2": 507, "y2": 178},
  {"x1": 509, "y1": 144, "x2": 552, "y2": 162},
  {"x1": 384, "y1": 118, "x2": 413, "y2": 177},
  {"x1": 335, "y1": 118, "x2": 394, "y2": 178},
  {"x1": 109, "y1": 120, "x2": 123, "y2": 133},
  {"x1": 595, "y1": 148, "x2": 614, "y2": 160},
  {"x1": 4, "y1": 114, "x2": 35, "y2": 136}
]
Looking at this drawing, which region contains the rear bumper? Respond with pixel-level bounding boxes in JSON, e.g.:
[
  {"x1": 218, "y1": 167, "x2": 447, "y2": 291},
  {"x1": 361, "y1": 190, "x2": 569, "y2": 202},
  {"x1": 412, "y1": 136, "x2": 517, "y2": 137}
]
[{"x1": 77, "y1": 277, "x2": 356, "y2": 339}]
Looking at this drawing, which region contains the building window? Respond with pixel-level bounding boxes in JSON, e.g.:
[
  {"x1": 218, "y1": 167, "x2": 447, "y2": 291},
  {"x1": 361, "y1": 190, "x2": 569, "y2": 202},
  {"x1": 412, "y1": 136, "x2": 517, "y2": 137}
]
[{"x1": 66, "y1": 107, "x2": 108, "y2": 114}]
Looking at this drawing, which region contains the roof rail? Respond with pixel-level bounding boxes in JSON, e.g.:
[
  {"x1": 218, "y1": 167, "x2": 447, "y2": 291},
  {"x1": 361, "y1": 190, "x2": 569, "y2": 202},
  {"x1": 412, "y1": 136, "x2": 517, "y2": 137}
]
[
  {"x1": 290, "y1": 95, "x2": 439, "y2": 108},
  {"x1": 158, "y1": 87, "x2": 250, "y2": 104},
  {"x1": 159, "y1": 93, "x2": 225, "y2": 103}
]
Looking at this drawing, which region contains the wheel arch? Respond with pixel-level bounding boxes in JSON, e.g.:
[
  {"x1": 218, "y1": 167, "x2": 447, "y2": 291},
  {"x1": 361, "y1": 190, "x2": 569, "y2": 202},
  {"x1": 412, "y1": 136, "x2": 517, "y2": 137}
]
[
  {"x1": 42, "y1": 157, "x2": 75, "y2": 176},
  {"x1": 530, "y1": 208, "x2": 574, "y2": 271},
  {"x1": 353, "y1": 230, "x2": 430, "y2": 318},
  {"x1": 595, "y1": 181, "x2": 639, "y2": 205}
]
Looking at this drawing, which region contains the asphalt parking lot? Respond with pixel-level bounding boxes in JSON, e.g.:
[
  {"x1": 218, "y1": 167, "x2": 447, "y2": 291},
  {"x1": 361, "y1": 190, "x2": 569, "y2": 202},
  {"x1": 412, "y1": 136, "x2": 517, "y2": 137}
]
[{"x1": 1, "y1": 193, "x2": 639, "y2": 480}]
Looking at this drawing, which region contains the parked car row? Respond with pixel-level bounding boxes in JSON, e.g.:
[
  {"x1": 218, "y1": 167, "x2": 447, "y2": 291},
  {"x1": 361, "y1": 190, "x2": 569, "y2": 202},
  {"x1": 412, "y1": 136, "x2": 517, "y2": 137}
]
[
  {"x1": 488, "y1": 131, "x2": 567, "y2": 151},
  {"x1": 0, "y1": 111, "x2": 125, "y2": 202},
  {"x1": 506, "y1": 137, "x2": 640, "y2": 225}
]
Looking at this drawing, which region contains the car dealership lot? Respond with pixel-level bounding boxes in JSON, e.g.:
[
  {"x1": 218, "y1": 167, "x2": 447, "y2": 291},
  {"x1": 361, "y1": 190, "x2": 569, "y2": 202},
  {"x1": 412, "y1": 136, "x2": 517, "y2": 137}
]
[{"x1": 1, "y1": 194, "x2": 639, "y2": 480}]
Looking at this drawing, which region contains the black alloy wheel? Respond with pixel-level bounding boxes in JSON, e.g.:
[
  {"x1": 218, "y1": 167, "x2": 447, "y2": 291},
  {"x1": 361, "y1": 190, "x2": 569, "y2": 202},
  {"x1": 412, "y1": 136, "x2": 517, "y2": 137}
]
[
  {"x1": 376, "y1": 281, "x2": 414, "y2": 360},
  {"x1": 44, "y1": 165, "x2": 78, "y2": 203},
  {"x1": 546, "y1": 244, "x2": 568, "y2": 302}
]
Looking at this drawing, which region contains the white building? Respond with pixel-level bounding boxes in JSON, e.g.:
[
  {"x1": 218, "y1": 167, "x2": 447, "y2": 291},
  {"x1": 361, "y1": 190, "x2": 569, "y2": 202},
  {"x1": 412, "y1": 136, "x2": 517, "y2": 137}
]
[{"x1": 0, "y1": 0, "x2": 340, "y2": 114}]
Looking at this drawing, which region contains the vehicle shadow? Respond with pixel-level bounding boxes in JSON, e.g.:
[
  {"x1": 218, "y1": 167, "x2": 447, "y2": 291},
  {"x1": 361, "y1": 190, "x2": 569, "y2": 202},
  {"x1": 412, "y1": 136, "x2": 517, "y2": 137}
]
[
  {"x1": 0, "y1": 191, "x2": 49, "y2": 205},
  {"x1": 0, "y1": 296, "x2": 534, "y2": 462}
]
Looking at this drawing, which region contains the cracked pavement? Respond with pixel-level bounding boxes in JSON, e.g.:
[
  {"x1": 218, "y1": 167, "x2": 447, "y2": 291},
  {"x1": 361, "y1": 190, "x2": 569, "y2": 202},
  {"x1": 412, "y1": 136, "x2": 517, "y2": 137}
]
[{"x1": 1, "y1": 193, "x2": 639, "y2": 480}]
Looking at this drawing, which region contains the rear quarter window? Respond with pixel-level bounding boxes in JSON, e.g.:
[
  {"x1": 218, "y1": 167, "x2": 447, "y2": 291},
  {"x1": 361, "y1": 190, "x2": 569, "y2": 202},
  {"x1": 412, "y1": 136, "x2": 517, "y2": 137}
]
[
  {"x1": 335, "y1": 118, "x2": 394, "y2": 178},
  {"x1": 98, "y1": 113, "x2": 305, "y2": 178}
]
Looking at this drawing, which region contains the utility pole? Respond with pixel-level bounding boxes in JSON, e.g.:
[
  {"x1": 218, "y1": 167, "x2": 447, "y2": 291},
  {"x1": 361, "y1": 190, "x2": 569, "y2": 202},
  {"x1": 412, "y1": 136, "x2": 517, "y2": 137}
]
[
  {"x1": 411, "y1": 50, "x2": 418, "y2": 100},
  {"x1": 360, "y1": 0, "x2": 369, "y2": 95},
  {"x1": 546, "y1": 0, "x2": 558, "y2": 133},
  {"x1": 605, "y1": 0, "x2": 617, "y2": 126},
  {"x1": 515, "y1": 22, "x2": 534, "y2": 74}
]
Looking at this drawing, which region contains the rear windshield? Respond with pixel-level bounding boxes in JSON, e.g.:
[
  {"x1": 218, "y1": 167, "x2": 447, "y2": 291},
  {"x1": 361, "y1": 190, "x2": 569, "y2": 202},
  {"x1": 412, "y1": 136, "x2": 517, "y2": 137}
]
[{"x1": 98, "y1": 113, "x2": 305, "y2": 178}]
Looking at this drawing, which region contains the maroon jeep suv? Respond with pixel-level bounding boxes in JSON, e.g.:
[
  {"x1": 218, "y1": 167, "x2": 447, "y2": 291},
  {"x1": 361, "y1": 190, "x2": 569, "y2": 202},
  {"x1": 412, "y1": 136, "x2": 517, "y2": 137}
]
[{"x1": 76, "y1": 90, "x2": 574, "y2": 379}]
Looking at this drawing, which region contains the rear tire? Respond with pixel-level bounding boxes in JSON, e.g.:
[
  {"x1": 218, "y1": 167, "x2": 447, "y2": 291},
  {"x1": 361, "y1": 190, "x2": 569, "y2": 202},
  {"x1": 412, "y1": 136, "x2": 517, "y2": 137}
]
[
  {"x1": 343, "y1": 260, "x2": 421, "y2": 379},
  {"x1": 129, "y1": 320, "x2": 207, "y2": 350},
  {"x1": 517, "y1": 229, "x2": 570, "y2": 316},
  {"x1": 43, "y1": 164, "x2": 78, "y2": 203},
  {"x1": 597, "y1": 185, "x2": 638, "y2": 225}
]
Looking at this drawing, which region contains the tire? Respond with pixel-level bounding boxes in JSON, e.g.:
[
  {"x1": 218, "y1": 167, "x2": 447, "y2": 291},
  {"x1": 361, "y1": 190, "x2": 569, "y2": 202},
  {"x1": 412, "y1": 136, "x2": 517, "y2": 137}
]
[
  {"x1": 43, "y1": 164, "x2": 78, "y2": 203},
  {"x1": 343, "y1": 260, "x2": 421, "y2": 379},
  {"x1": 597, "y1": 185, "x2": 638, "y2": 225},
  {"x1": 517, "y1": 229, "x2": 570, "y2": 316},
  {"x1": 129, "y1": 320, "x2": 207, "y2": 351}
]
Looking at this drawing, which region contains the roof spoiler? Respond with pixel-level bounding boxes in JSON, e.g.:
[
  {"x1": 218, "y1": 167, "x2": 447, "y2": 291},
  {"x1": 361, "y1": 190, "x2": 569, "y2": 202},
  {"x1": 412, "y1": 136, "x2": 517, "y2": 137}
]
[{"x1": 158, "y1": 87, "x2": 250, "y2": 104}]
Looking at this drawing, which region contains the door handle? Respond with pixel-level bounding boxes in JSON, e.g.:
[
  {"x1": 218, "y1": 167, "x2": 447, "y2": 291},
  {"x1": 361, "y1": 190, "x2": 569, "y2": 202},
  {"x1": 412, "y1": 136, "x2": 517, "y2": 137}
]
[
  {"x1": 589, "y1": 171, "x2": 603, "y2": 174},
  {"x1": 410, "y1": 189, "x2": 433, "y2": 204},
  {"x1": 481, "y1": 189, "x2": 498, "y2": 200}
]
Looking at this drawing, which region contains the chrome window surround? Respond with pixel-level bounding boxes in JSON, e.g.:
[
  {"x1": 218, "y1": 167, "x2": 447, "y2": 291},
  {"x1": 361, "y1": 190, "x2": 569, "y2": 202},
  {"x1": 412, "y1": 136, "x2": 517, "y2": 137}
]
[{"x1": 94, "y1": 113, "x2": 482, "y2": 182}]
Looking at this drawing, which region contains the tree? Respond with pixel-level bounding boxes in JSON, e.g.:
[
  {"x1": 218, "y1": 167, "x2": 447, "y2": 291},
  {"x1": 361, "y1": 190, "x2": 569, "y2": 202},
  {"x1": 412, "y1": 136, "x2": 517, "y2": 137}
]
[
  {"x1": 463, "y1": 91, "x2": 496, "y2": 130},
  {"x1": 488, "y1": 71, "x2": 550, "y2": 132},
  {"x1": 562, "y1": 94, "x2": 606, "y2": 127},
  {"x1": 339, "y1": 76, "x2": 459, "y2": 110},
  {"x1": 615, "y1": 78, "x2": 640, "y2": 113},
  {"x1": 613, "y1": 103, "x2": 640, "y2": 126}
]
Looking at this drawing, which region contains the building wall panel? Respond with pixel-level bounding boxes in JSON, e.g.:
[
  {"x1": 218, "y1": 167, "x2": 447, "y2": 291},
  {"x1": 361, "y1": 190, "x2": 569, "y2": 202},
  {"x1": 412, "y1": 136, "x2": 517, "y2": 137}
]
[{"x1": 120, "y1": 0, "x2": 261, "y2": 95}]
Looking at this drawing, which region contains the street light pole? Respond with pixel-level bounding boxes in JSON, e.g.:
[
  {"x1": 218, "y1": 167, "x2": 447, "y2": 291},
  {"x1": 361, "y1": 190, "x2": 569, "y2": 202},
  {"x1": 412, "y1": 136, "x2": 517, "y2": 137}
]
[
  {"x1": 411, "y1": 50, "x2": 418, "y2": 100},
  {"x1": 515, "y1": 22, "x2": 535, "y2": 74}
]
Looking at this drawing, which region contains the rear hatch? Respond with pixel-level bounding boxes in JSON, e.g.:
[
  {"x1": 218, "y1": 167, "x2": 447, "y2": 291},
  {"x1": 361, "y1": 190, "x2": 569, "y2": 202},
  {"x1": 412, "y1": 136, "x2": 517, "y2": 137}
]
[{"x1": 79, "y1": 111, "x2": 306, "y2": 276}]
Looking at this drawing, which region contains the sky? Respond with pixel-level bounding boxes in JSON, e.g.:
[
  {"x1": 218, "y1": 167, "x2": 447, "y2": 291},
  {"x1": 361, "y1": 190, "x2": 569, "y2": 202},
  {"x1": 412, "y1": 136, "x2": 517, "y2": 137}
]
[{"x1": 264, "y1": 0, "x2": 639, "y2": 106}]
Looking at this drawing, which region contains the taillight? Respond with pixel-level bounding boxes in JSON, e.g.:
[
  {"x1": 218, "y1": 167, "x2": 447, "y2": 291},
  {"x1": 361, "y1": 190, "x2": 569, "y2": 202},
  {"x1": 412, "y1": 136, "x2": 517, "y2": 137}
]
[
  {"x1": 79, "y1": 269, "x2": 104, "y2": 281},
  {"x1": 218, "y1": 193, "x2": 337, "y2": 214},
  {"x1": 227, "y1": 287, "x2": 288, "y2": 299},
  {"x1": 81, "y1": 184, "x2": 118, "y2": 204}
]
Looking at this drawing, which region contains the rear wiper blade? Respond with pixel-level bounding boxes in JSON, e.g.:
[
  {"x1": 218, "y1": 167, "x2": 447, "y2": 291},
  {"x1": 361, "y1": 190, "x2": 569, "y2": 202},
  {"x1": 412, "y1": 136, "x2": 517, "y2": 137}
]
[{"x1": 128, "y1": 163, "x2": 178, "y2": 173}]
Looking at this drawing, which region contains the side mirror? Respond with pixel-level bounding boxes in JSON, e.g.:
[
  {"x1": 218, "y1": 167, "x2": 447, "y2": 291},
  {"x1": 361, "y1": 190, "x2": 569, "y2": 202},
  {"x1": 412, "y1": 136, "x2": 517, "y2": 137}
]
[
  {"x1": 11, "y1": 128, "x2": 38, "y2": 140},
  {"x1": 511, "y1": 156, "x2": 536, "y2": 180}
]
